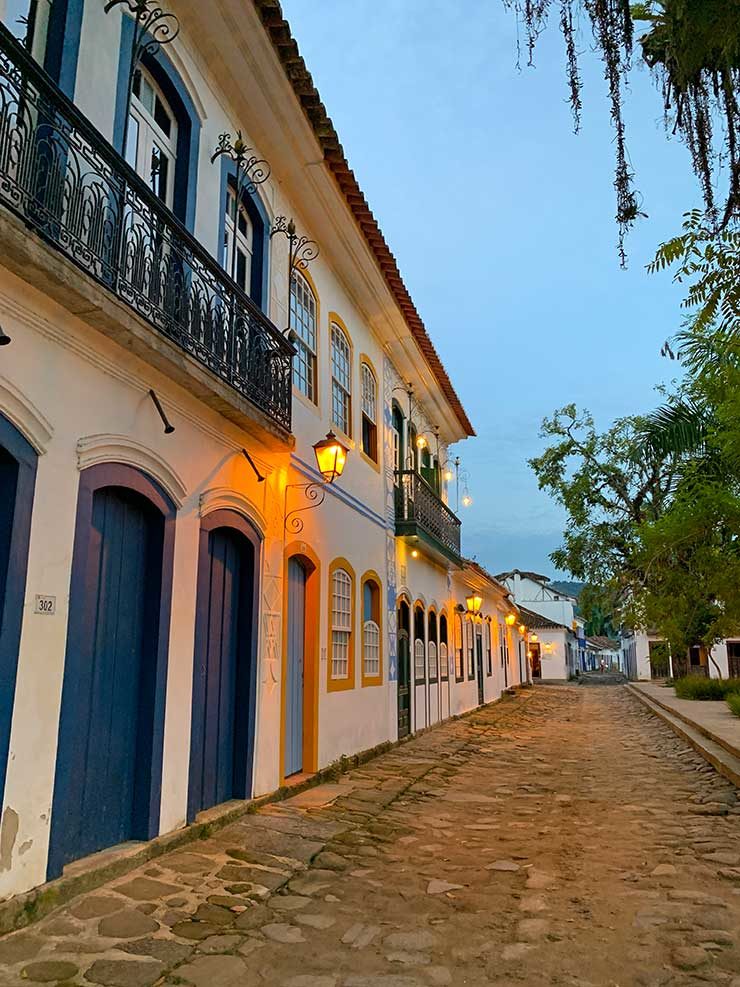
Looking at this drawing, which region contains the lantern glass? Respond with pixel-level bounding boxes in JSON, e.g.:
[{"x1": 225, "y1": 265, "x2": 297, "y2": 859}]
[
  {"x1": 505, "y1": 613, "x2": 516, "y2": 627},
  {"x1": 313, "y1": 431, "x2": 348, "y2": 483},
  {"x1": 465, "y1": 593, "x2": 483, "y2": 613}
]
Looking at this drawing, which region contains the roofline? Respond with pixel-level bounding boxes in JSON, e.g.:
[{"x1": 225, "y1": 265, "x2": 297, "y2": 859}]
[{"x1": 251, "y1": 0, "x2": 475, "y2": 438}]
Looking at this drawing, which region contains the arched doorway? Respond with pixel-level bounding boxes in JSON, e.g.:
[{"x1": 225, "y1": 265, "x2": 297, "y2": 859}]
[
  {"x1": 49, "y1": 464, "x2": 176, "y2": 878},
  {"x1": 0, "y1": 413, "x2": 38, "y2": 807},
  {"x1": 188, "y1": 510, "x2": 260, "y2": 821},
  {"x1": 397, "y1": 598, "x2": 411, "y2": 739}
]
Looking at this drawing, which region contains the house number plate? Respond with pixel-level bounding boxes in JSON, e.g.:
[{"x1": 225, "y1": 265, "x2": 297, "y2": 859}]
[{"x1": 34, "y1": 595, "x2": 56, "y2": 615}]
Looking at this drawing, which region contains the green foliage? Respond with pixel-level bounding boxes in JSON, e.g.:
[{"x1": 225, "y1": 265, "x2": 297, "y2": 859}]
[
  {"x1": 727, "y1": 693, "x2": 740, "y2": 717},
  {"x1": 674, "y1": 676, "x2": 740, "y2": 700},
  {"x1": 503, "y1": 2, "x2": 740, "y2": 259},
  {"x1": 528, "y1": 404, "x2": 679, "y2": 606}
]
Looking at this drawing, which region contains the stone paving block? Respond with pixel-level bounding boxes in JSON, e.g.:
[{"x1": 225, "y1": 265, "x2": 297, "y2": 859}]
[
  {"x1": 21, "y1": 960, "x2": 79, "y2": 982},
  {"x1": 174, "y1": 954, "x2": 250, "y2": 987},
  {"x1": 83, "y1": 958, "x2": 164, "y2": 986},
  {"x1": 114, "y1": 877, "x2": 181, "y2": 901},
  {"x1": 70, "y1": 896, "x2": 125, "y2": 920},
  {"x1": 98, "y1": 909, "x2": 159, "y2": 939}
]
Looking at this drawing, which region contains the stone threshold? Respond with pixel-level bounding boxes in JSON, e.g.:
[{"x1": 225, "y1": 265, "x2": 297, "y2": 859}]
[
  {"x1": 625, "y1": 684, "x2": 740, "y2": 789},
  {"x1": 0, "y1": 690, "x2": 522, "y2": 936}
]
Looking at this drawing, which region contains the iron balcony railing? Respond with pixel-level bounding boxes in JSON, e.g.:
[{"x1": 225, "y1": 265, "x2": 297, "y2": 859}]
[
  {"x1": 394, "y1": 469, "x2": 462, "y2": 560},
  {"x1": 0, "y1": 24, "x2": 293, "y2": 432}
]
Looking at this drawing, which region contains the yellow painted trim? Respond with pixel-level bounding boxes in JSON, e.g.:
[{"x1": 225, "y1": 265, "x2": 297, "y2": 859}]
[
  {"x1": 360, "y1": 569, "x2": 383, "y2": 687},
  {"x1": 291, "y1": 266, "x2": 321, "y2": 410},
  {"x1": 328, "y1": 312, "x2": 354, "y2": 440},
  {"x1": 281, "y1": 542, "x2": 321, "y2": 782},
  {"x1": 327, "y1": 556, "x2": 356, "y2": 693}
]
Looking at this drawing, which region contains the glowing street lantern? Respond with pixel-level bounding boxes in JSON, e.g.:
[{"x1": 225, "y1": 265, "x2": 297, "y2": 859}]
[{"x1": 313, "y1": 430, "x2": 348, "y2": 483}]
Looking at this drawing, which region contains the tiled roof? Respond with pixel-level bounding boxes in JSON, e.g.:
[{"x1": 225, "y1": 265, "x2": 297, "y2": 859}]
[
  {"x1": 463, "y1": 559, "x2": 513, "y2": 598},
  {"x1": 252, "y1": 0, "x2": 475, "y2": 438},
  {"x1": 495, "y1": 570, "x2": 552, "y2": 584},
  {"x1": 518, "y1": 606, "x2": 570, "y2": 632}
]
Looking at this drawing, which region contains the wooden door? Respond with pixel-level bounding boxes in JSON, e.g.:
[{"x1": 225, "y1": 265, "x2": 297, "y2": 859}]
[
  {"x1": 476, "y1": 627, "x2": 484, "y2": 705},
  {"x1": 531, "y1": 643, "x2": 541, "y2": 678},
  {"x1": 189, "y1": 525, "x2": 254, "y2": 817},
  {"x1": 727, "y1": 643, "x2": 740, "y2": 679},
  {"x1": 285, "y1": 557, "x2": 306, "y2": 777},
  {"x1": 55, "y1": 487, "x2": 163, "y2": 866},
  {"x1": 397, "y1": 630, "x2": 410, "y2": 738}
]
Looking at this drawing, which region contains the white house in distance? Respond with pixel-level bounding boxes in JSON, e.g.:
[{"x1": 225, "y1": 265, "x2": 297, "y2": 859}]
[
  {"x1": 518, "y1": 606, "x2": 577, "y2": 682},
  {"x1": 0, "y1": 0, "x2": 529, "y2": 904},
  {"x1": 498, "y1": 570, "x2": 589, "y2": 677},
  {"x1": 621, "y1": 629, "x2": 739, "y2": 681}
]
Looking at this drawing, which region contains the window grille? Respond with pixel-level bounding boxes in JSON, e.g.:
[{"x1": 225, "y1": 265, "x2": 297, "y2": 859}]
[{"x1": 331, "y1": 568, "x2": 352, "y2": 679}]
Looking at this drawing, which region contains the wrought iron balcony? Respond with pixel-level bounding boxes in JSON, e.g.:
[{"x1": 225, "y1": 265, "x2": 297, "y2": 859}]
[
  {"x1": 0, "y1": 25, "x2": 293, "y2": 432},
  {"x1": 394, "y1": 469, "x2": 462, "y2": 565}
]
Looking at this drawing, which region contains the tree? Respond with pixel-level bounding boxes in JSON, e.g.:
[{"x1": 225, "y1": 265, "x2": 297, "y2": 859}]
[
  {"x1": 528, "y1": 404, "x2": 680, "y2": 611},
  {"x1": 503, "y1": 1, "x2": 740, "y2": 261}
]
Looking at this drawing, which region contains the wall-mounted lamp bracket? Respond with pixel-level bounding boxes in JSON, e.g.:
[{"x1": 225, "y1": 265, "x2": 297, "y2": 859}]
[
  {"x1": 148, "y1": 389, "x2": 175, "y2": 434},
  {"x1": 242, "y1": 448, "x2": 266, "y2": 483},
  {"x1": 284, "y1": 481, "x2": 326, "y2": 535}
]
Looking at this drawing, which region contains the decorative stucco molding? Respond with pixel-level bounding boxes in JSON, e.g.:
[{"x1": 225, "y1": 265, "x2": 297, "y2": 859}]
[
  {"x1": 76, "y1": 434, "x2": 187, "y2": 507},
  {"x1": 0, "y1": 375, "x2": 53, "y2": 454},
  {"x1": 198, "y1": 486, "x2": 268, "y2": 537}
]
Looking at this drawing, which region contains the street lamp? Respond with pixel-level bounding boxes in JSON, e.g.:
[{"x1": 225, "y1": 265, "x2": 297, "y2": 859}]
[
  {"x1": 505, "y1": 613, "x2": 517, "y2": 627},
  {"x1": 284, "y1": 431, "x2": 349, "y2": 534},
  {"x1": 465, "y1": 593, "x2": 483, "y2": 615}
]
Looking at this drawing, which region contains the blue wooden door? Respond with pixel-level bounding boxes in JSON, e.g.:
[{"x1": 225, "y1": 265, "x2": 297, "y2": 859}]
[
  {"x1": 285, "y1": 558, "x2": 306, "y2": 777},
  {"x1": 189, "y1": 525, "x2": 254, "y2": 817},
  {"x1": 61, "y1": 487, "x2": 163, "y2": 864},
  {"x1": 0, "y1": 424, "x2": 37, "y2": 807}
]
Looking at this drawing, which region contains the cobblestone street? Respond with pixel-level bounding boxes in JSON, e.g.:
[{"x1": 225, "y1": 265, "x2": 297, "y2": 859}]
[{"x1": 2, "y1": 685, "x2": 740, "y2": 987}]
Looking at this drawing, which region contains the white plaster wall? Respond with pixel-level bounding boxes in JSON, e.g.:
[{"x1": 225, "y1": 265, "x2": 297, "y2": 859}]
[
  {"x1": 709, "y1": 642, "x2": 730, "y2": 680},
  {"x1": 534, "y1": 630, "x2": 570, "y2": 681},
  {"x1": 0, "y1": 271, "x2": 284, "y2": 897}
]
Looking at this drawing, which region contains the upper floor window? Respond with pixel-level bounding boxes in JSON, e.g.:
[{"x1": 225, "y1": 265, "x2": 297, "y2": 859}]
[
  {"x1": 291, "y1": 272, "x2": 317, "y2": 402},
  {"x1": 127, "y1": 66, "x2": 177, "y2": 208},
  {"x1": 223, "y1": 181, "x2": 253, "y2": 296},
  {"x1": 361, "y1": 363, "x2": 378, "y2": 462},
  {"x1": 392, "y1": 404, "x2": 404, "y2": 477},
  {"x1": 331, "y1": 322, "x2": 352, "y2": 436},
  {"x1": 362, "y1": 577, "x2": 381, "y2": 682},
  {"x1": 331, "y1": 568, "x2": 352, "y2": 680}
]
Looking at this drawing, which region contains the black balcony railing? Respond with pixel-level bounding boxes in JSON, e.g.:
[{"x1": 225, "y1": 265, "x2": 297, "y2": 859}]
[
  {"x1": 394, "y1": 469, "x2": 462, "y2": 561},
  {"x1": 0, "y1": 25, "x2": 293, "y2": 432}
]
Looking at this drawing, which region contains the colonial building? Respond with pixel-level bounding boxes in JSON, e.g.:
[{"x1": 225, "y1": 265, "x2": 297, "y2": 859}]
[{"x1": 0, "y1": 0, "x2": 527, "y2": 900}]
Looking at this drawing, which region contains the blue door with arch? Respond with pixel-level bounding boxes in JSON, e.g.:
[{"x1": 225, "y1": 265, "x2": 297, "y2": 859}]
[
  {"x1": 285, "y1": 557, "x2": 306, "y2": 777},
  {"x1": 49, "y1": 464, "x2": 175, "y2": 878},
  {"x1": 188, "y1": 510, "x2": 260, "y2": 822},
  {"x1": 0, "y1": 413, "x2": 37, "y2": 807}
]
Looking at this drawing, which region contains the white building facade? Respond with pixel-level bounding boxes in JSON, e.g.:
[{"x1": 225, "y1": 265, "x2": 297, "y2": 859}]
[{"x1": 0, "y1": 0, "x2": 526, "y2": 903}]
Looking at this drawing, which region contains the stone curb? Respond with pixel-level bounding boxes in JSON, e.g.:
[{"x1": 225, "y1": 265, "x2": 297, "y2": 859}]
[
  {"x1": 0, "y1": 689, "x2": 526, "y2": 937},
  {"x1": 627, "y1": 683, "x2": 740, "y2": 762},
  {"x1": 625, "y1": 683, "x2": 740, "y2": 788}
]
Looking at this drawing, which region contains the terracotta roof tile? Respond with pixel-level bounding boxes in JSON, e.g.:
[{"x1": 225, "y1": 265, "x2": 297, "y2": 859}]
[{"x1": 252, "y1": 0, "x2": 475, "y2": 437}]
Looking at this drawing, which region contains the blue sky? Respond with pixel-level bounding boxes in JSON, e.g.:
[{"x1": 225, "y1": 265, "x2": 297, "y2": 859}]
[{"x1": 280, "y1": 0, "x2": 696, "y2": 577}]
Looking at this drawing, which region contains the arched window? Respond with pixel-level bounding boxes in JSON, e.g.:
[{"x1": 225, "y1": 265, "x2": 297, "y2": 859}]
[
  {"x1": 408, "y1": 424, "x2": 419, "y2": 472},
  {"x1": 291, "y1": 272, "x2": 317, "y2": 402},
  {"x1": 414, "y1": 605, "x2": 426, "y2": 684},
  {"x1": 439, "y1": 614, "x2": 449, "y2": 681},
  {"x1": 331, "y1": 321, "x2": 352, "y2": 436},
  {"x1": 486, "y1": 620, "x2": 493, "y2": 676},
  {"x1": 392, "y1": 403, "x2": 404, "y2": 478},
  {"x1": 126, "y1": 65, "x2": 178, "y2": 208},
  {"x1": 361, "y1": 362, "x2": 378, "y2": 462},
  {"x1": 454, "y1": 612, "x2": 464, "y2": 682},
  {"x1": 330, "y1": 567, "x2": 352, "y2": 681},
  {"x1": 362, "y1": 575, "x2": 382, "y2": 684}
]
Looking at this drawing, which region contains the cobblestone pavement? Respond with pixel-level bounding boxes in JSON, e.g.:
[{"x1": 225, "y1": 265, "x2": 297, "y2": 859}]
[{"x1": 2, "y1": 686, "x2": 740, "y2": 987}]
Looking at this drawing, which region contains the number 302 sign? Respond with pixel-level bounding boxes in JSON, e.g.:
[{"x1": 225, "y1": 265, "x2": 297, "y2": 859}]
[{"x1": 34, "y1": 595, "x2": 56, "y2": 616}]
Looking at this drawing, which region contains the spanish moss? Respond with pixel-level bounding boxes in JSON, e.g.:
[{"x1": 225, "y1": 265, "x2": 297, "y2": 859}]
[{"x1": 504, "y1": 0, "x2": 740, "y2": 262}]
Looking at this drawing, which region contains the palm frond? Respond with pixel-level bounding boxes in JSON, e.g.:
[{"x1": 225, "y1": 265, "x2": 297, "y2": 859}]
[{"x1": 640, "y1": 400, "x2": 712, "y2": 458}]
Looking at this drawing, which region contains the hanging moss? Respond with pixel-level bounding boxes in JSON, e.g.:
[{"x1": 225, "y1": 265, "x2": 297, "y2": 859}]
[{"x1": 504, "y1": 0, "x2": 740, "y2": 262}]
